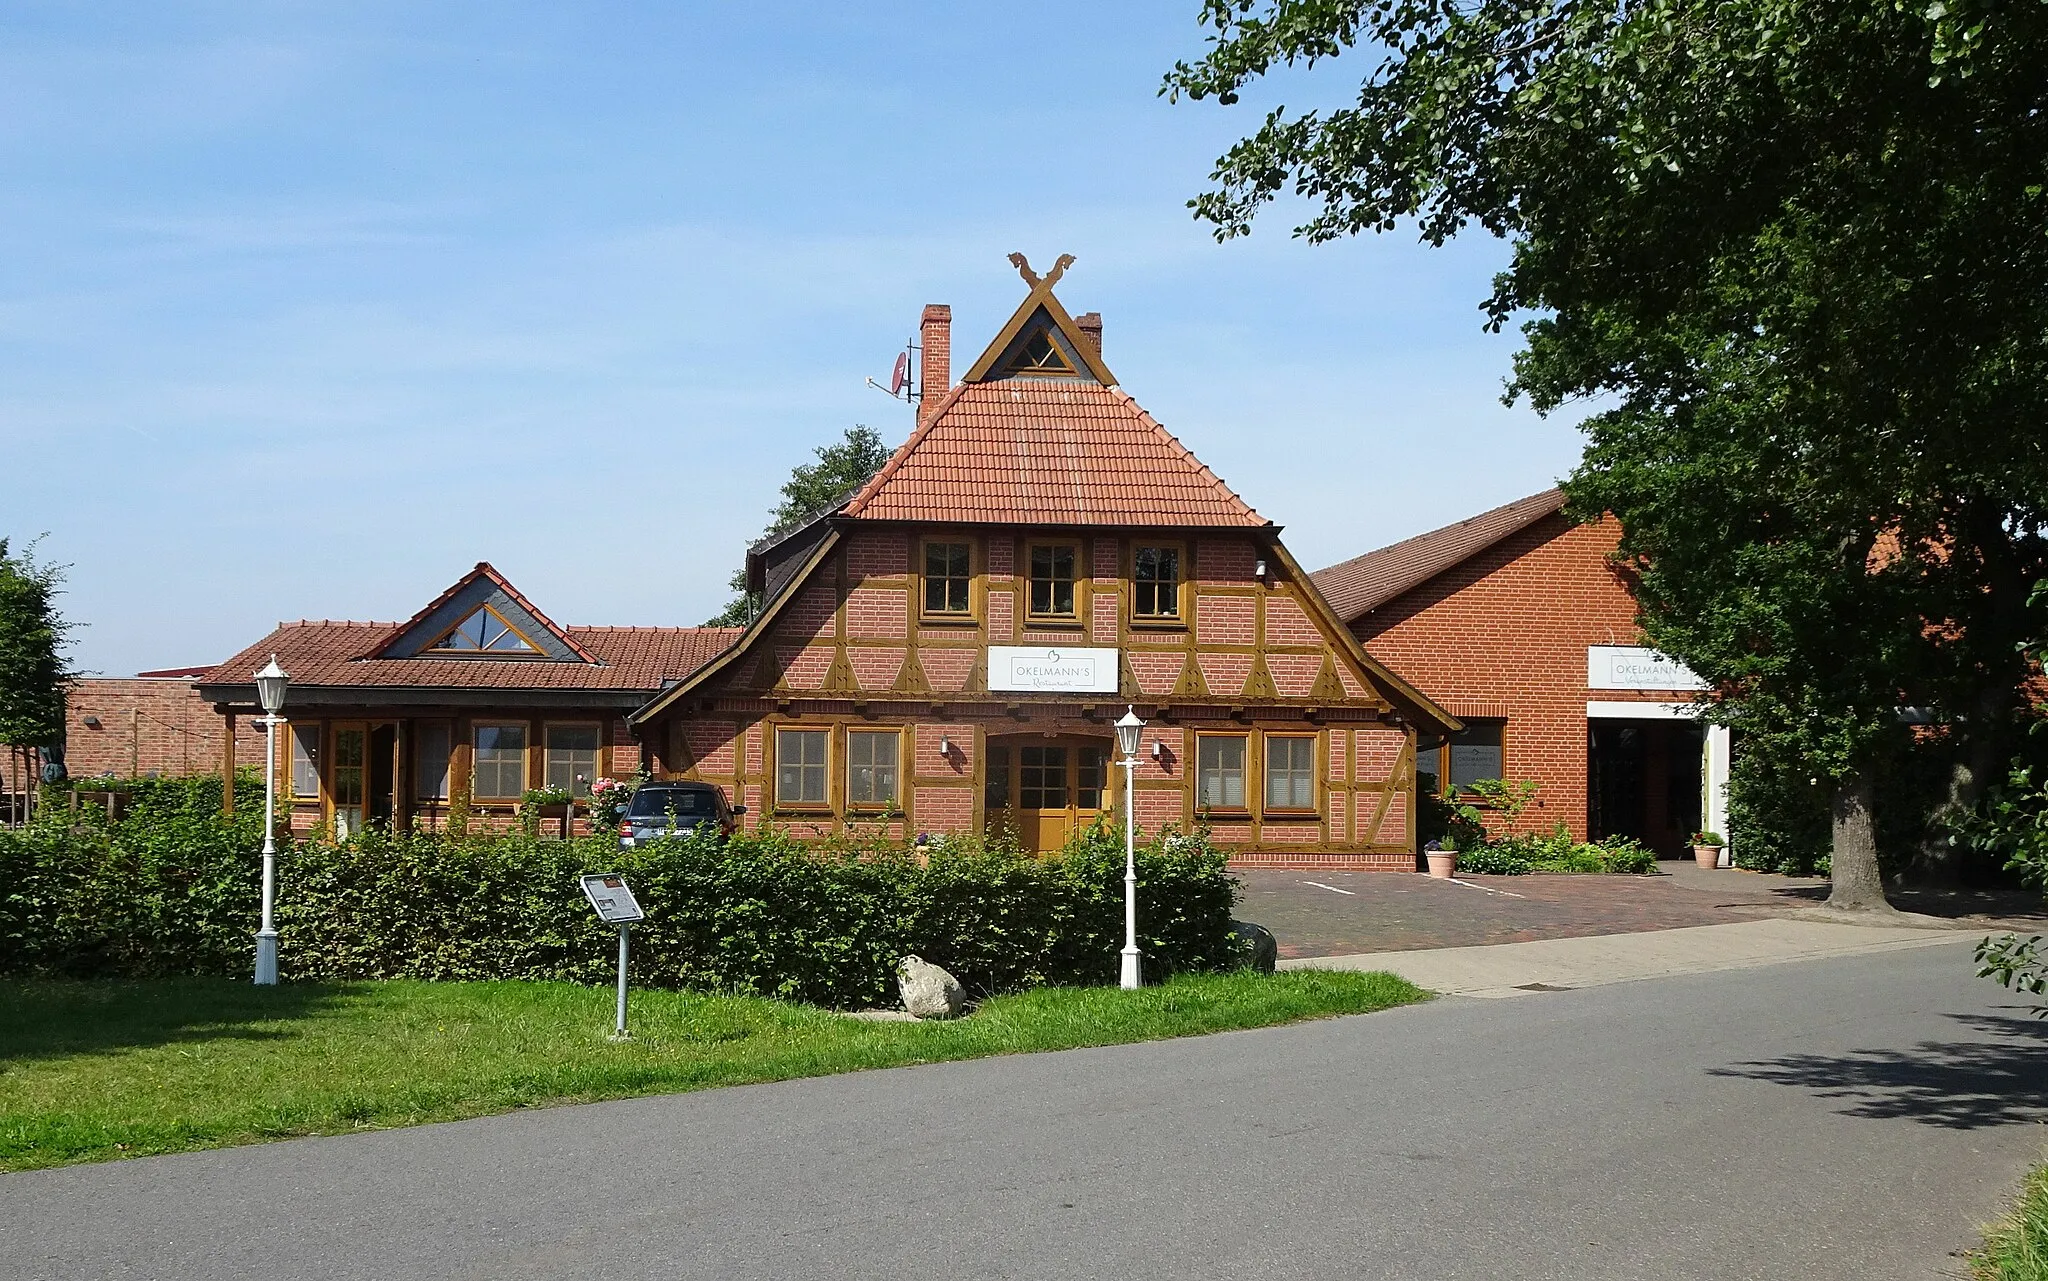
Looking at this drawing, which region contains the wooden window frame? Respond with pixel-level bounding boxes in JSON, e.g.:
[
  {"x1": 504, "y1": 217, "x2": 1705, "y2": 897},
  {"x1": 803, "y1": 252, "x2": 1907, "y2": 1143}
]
[
  {"x1": 1005, "y1": 327, "x2": 1080, "y2": 377},
  {"x1": 844, "y1": 727, "x2": 905, "y2": 813},
  {"x1": 1024, "y1": 539, "x2": 1085, "y2": 626},
  {"x1": 426, "y1": 603, "x2": 544, "y2": 657},
  {"x1": 470, "y1": 721, "x2": 530, "y2": 800},
  {"x1": 1128, "y1": 540, "x2": 1187, "y2": 629},
  {"x1": 1260, "y1": 732, "x2": 1321, "y2": 817},
  {"x1": 772, "y1": 725, "x2": 833, "y2": 813},
  {"x1": 917, "y1": 535, "x2": 980, "y2": 626},
  {"x1": 1194, "y1": 732, "x2": 1251, "y2": 816},
  {"x1": 413, "y1": 719, "x2": 453, "y2": 803},
  {"x1": 289, "y1": 721, "x2": 324, "y2": 801},
  {"x1": 543, "y1": 721, "x2": 603, "y2": 797}
]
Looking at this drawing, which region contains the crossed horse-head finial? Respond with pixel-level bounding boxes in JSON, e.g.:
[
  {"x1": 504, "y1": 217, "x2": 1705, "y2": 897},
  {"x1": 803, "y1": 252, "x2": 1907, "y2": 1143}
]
[{"x1": 1007, "y1": 252, "x2": 1076, "y2": 289}]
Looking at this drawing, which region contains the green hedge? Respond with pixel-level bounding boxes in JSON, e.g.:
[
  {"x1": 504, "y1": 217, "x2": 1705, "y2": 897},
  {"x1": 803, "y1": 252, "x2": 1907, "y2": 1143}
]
[{"x1": 0, "y1": 792, "x2": 1241, "y2": 1008}]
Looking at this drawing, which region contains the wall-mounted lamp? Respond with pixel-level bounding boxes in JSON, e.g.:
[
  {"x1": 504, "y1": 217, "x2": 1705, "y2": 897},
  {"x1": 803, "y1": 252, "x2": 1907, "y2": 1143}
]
[
  {"x1": 938, "y1": 733, "x2": 954, "y2": 757},
  {"x1": 1253, "y1": 558, "x2": 1270, "y2": 581},
  {"x1": 1150, "y1": 739, "x2": 1164, "y2": 761},
  {"x1": 82, "y1": 715, "x2": 101, "y2": 729}
]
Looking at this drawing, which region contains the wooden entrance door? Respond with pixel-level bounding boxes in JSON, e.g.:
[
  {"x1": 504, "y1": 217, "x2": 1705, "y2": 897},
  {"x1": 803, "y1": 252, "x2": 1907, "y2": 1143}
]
[
  {"x1": 329, "y1": 721, "x2": 400, "y2": 840},
  {"x1": 986, "y1": 735, "x2": 1112, "y2": 854}
]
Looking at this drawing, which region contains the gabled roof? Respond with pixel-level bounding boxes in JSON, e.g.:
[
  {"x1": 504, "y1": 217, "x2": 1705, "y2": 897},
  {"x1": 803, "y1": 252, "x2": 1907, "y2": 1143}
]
[
  {"x1": 367, "y1": 562, "x2": 599, "y2": 663},
  {"x1": 200, "y1": 622, "x2": 739, "y2": 693},
  {"x1": 843, "y1": 382, "x2": 1266, "y2": 527},
  {"x1": 959, "y1": 254, "x2": 1117, "y2": 386},
  {"x1": 1312, "y1": 489, "x2": 1568, "y2": 622},
  {"x1": 841, "y1": 260, "x2": 1267, "y2": 529}
]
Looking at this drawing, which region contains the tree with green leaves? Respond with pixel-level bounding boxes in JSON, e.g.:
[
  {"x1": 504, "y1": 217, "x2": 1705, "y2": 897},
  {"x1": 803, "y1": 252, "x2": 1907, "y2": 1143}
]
[
  {"x1": 704, "y1": 425, "x2": 893, "y2": 626},
  {"x1": 0, "y1": 537, "x2": 77, "y2": 822},
  {"x1": 1165, "y1": 0, "x2": 2048, "y2": 909}
]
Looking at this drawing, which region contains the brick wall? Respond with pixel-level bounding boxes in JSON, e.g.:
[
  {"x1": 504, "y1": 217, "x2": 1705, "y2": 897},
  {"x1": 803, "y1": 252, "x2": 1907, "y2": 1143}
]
[
  {"x1": 64, "y1": 678, "x2": 263, "y2": 780},
  {"x1": 1350, "y1": 514, "x2": 1665, "y2": 839}
]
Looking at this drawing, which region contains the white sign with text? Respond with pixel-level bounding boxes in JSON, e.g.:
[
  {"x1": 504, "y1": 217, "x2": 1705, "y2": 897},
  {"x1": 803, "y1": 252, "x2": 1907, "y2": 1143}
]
[
  {"x1": 1587, "y1": 645, "x2": 1708, "y2": 692},
  {"x1": 580, "y1": 873, "x2": 645, "y2": 924},
  {"x1": 987, "y1": 646, "x2": 1121, "y2": 694}
]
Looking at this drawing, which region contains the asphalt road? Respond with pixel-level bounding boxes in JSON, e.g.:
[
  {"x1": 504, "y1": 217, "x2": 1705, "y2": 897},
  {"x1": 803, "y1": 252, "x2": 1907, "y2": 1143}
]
[{"x1": 7, "y1": 941, "x2": 2046, "y2": 1280}]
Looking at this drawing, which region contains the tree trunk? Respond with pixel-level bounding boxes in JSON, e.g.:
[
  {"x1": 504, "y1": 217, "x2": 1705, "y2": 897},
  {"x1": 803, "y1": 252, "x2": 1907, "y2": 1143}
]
[{"x1": 1828, "y1": 772, "x2": 1894, "y2": 912}]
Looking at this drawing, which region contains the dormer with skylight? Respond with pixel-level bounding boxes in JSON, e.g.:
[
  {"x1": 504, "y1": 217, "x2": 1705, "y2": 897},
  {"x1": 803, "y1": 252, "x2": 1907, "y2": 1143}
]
[
  {"x1": 368, "y1": 562, "x2": 599, "y2": 664},
  {"x1": 429, "y1": 605, "x2": 539, "y2": 655}
]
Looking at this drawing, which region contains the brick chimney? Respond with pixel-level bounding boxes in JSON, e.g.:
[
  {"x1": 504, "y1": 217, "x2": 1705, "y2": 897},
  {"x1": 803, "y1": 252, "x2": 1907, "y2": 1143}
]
[
  {"x1": 1076, "y1": 311, "x2": 1103, "y2": 361},
  {"x1": 918, "y1": 304, "x2": 951, "y2": 424}
]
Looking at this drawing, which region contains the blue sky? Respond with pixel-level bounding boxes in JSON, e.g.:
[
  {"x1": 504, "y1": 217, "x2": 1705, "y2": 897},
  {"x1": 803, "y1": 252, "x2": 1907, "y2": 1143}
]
[{"x1": 0, "y1": 2, "x2": 1588, "y2": 678}]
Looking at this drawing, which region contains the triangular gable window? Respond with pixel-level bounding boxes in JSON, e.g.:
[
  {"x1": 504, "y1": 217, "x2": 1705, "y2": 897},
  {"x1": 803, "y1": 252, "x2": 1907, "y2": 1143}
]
[
  {"x1": 1005, "y1": 327, "x2": 1076, "y2": 376},
  {"x1": 430, "y1": 606, "x2": 538, "y2": 654}
]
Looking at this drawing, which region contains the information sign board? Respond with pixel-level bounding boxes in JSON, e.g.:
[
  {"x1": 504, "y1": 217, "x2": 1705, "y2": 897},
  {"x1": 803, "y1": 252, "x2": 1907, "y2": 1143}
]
[
  {"x1": 580, "y1": 873, "x2": 645, "y2": 924},
  {"x1": 1586, "y1": 645, "x2": 1708, "y2": 692},
  {"x1": 986, "y1": 646, "x2": 1120, "y2": 694}
]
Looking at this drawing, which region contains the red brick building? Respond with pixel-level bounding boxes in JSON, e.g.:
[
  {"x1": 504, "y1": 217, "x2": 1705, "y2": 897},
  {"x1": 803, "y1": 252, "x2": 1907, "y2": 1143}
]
[
  {"x1": 64, "y1": 670, "x2": 265, "y2": 781},
  {"x1": 630, "y1": 261, "x2": 1460, "y2": 869},
  {"x1": 1313, "y1": 490, "x2": 1732, "y2": 858},
  {"x1": 195, "y1": 563, "x2": 734, "y2": 837}
]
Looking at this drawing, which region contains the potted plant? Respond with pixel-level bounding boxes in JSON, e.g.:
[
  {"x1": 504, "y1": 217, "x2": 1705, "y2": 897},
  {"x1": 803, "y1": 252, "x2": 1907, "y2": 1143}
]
[
  {"x1": 1425, "y1": 837, "x2": 1458, "y2": 880},
  {"x1": 1690, "y1": 830, "x2": 1725, "y2": 870}
]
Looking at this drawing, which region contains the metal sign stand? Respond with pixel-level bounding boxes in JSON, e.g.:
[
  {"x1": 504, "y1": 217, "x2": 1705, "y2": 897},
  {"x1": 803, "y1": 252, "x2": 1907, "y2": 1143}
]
[
  {"x1": 580, "y1": 873, "x2": 645, "y2": 1042},
  {"x1": 611, "y1": 923, "x2": 632, "y2": 1041}
]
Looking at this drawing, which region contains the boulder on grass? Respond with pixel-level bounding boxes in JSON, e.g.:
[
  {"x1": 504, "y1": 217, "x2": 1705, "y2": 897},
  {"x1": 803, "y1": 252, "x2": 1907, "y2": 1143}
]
[
  {"x1": 1230, "y1": 921, "x2": 1278, "y2": 975},
  {"x1": 897, "y1": 955, "x2": 966, "y2": 1020}
]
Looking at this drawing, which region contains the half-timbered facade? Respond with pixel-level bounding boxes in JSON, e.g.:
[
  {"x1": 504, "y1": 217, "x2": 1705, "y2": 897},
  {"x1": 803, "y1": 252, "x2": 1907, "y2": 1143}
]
[{"x1": 632, "y1": 261, "x2": 1459, "y2": 870}]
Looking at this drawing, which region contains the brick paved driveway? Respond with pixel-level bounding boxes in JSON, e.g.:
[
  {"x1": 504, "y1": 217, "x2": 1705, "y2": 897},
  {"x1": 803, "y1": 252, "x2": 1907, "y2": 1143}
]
[{"x1": 1237, "y1": 861, "x2": 2047, "y2": 958}]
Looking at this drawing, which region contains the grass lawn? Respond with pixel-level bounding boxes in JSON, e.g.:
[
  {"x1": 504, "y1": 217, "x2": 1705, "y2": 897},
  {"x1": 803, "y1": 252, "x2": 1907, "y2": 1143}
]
[
  {"x1": 1976, "y1": 1162, "x2": 2048, "y2": 1281},
  {"x1": 0, "y1": 969, "x2": 1425, "y2": 1171}
]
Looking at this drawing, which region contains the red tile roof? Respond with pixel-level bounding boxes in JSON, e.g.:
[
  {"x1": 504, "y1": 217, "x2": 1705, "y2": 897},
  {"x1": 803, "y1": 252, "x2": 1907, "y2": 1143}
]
[
  {"x1": 843, "y1": 382, "x2": 1267, "y2": 527},
  {"x1": 1312, "y1": 488, "x2": 1568, "y2": 621},
  {"x1": 201, "y1": 622, "x2": 740, "y2": 692}
]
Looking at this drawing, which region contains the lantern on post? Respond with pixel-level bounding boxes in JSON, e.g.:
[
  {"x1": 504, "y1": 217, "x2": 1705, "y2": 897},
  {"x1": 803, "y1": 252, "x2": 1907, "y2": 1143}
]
[
  {"x1": 1113, "y1": 706, "x2": 1146, "y2": 990},
  {"x1": 252, "y1": 655, "x2": 289, "y2": 985}
]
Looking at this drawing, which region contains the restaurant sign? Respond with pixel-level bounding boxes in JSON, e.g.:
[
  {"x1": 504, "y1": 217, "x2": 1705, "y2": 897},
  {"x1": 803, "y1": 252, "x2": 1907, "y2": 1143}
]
[{"x1": 987, "y1": 646, "x2": 1121, "y2": 694}]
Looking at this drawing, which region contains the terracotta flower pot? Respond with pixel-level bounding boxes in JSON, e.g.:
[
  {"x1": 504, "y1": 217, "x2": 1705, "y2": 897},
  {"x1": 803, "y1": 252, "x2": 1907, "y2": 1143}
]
[
  {"x1": 1693, "y1": 844, "x2": 1721, "y2": 870},
  {"x1": 1427, "y1": 852, "x2": 1457, "y2": 879}
]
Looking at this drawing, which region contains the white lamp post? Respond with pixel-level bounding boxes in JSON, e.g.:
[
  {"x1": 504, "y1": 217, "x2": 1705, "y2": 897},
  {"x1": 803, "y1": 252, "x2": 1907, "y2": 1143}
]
[
  {"x1": 1113, "y1": 706, "x2": 1146, "y2": 990},
  {"x1": 252, "y1": 655, "x2": 289, "y2": 986}
]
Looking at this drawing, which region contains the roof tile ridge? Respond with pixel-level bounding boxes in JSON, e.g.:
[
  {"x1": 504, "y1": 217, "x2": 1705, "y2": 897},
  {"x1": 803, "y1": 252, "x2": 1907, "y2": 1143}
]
[
  {"x1": 1109, "y1": 387, "x2": 1267, "y2": 524},
  {"x1": 1317, "y1": 487, "x2": 1567, "y2": 577},
  {"x1": 845, "y1": 385, "x2": 970, "y2": 516}
]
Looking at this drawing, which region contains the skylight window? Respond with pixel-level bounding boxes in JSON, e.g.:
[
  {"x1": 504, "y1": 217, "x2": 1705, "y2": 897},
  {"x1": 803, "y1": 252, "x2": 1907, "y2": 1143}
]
[{"x1": 431, "y1": 606, "x2": 537, "y2": 653}]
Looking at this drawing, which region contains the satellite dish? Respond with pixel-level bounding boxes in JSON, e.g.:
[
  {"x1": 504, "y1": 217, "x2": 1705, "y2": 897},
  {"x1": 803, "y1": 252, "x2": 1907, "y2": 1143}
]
[{"x1": 890, "y1": 350, "x2": 909, "y2": 396}]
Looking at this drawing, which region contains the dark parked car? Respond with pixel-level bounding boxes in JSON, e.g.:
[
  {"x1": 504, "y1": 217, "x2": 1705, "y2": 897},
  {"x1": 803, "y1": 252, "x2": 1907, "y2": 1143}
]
[{"x1": 616, "y1": 782, "x2": 742, "y2": 850}]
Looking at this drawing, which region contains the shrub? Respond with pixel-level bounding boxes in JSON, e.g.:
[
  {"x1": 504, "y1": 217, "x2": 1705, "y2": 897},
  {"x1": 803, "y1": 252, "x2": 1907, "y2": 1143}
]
[
  {"x1": 0, "y1": 803, "x2": 1241, "y2": 1008},
  {"x1": 1457, "y1": 826, "x2": 1658, "y2": 875},
  {"x1": 1454, "y1": 844, "x2": 1532, "y2": 875}
]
